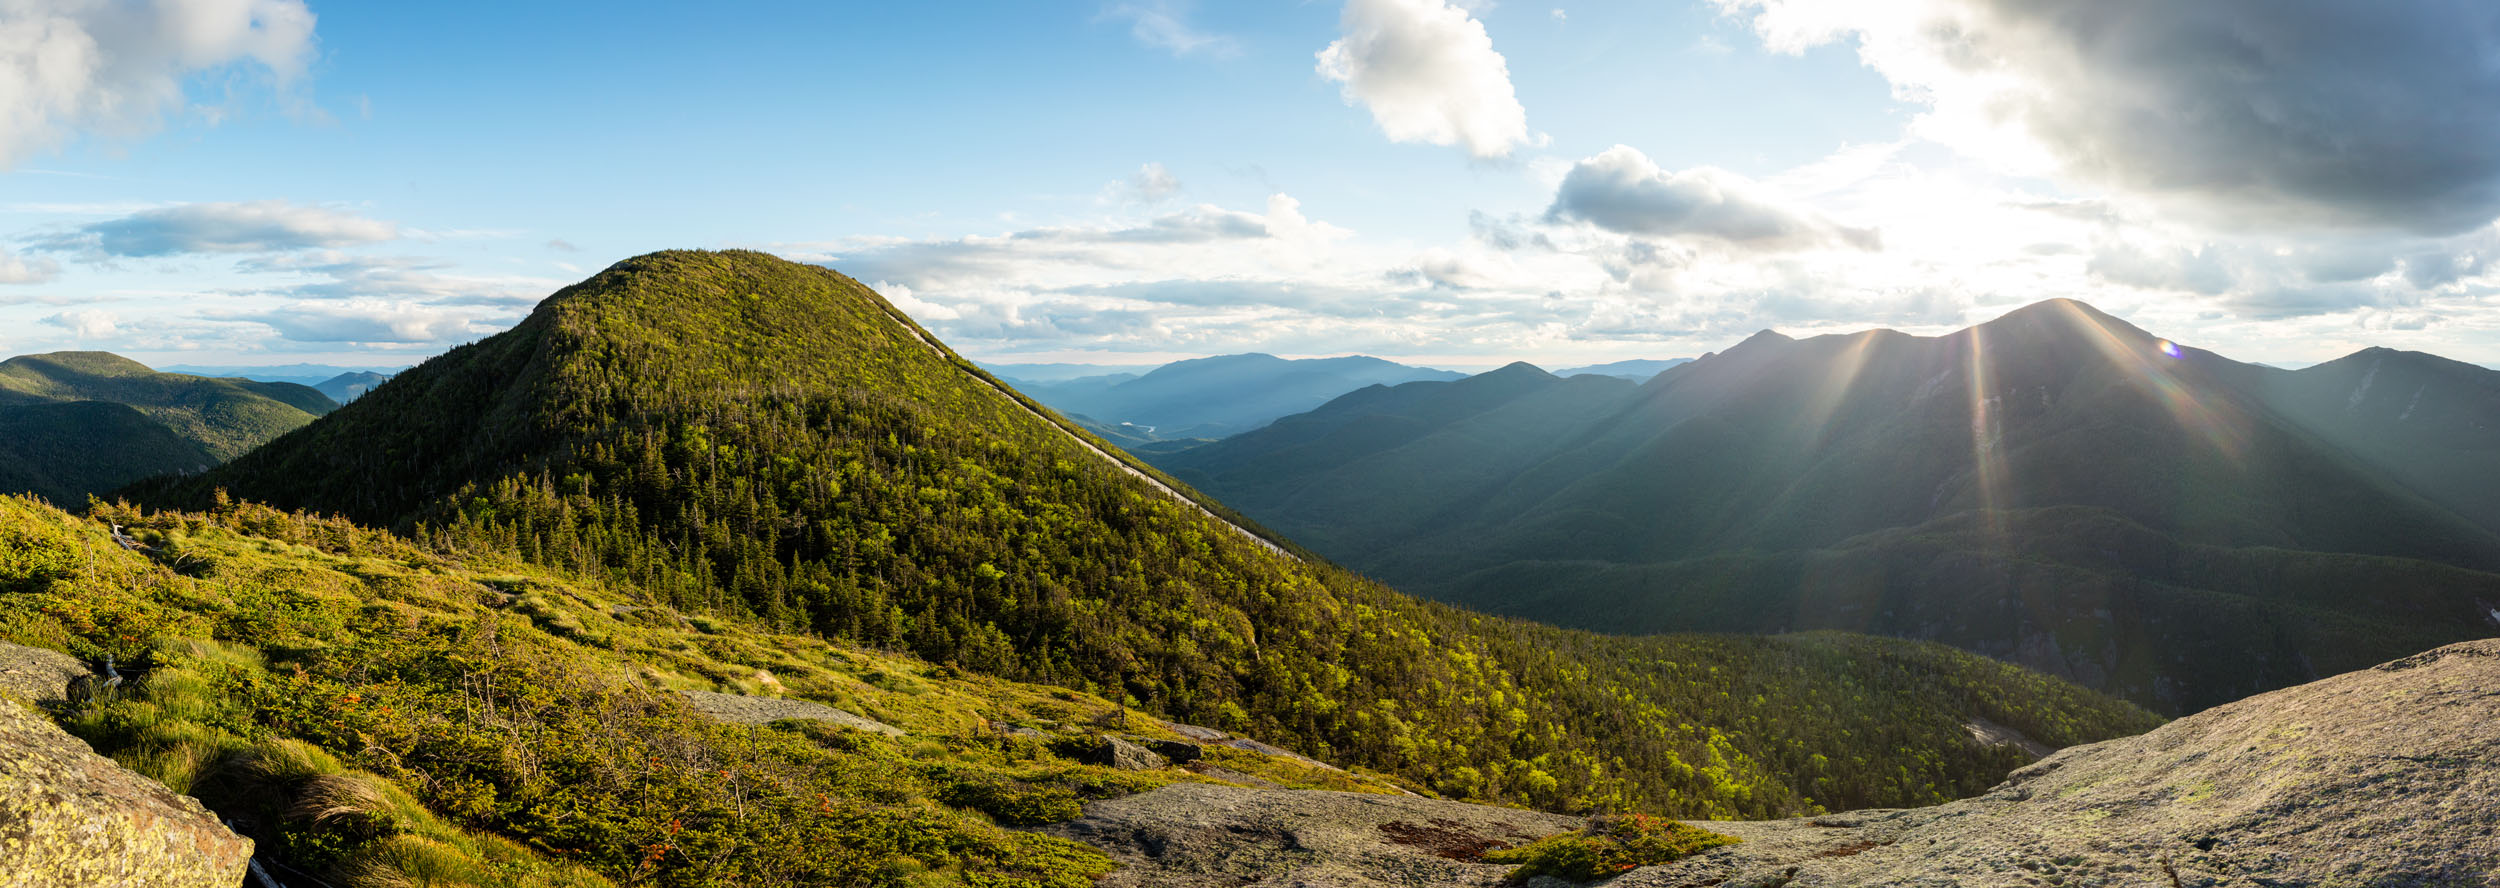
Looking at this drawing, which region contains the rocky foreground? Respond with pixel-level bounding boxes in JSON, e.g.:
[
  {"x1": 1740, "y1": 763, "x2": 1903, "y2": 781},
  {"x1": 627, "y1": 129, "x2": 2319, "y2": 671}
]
[{"x1": 1051, "y1": 639, "x2": 2500, "y2": 887}]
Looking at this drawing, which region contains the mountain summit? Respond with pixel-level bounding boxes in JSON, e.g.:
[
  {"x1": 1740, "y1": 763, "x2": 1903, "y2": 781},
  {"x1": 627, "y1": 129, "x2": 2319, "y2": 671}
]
[{"x1": 1157, "y1": 299, "x2": 2500, "y2": 713}]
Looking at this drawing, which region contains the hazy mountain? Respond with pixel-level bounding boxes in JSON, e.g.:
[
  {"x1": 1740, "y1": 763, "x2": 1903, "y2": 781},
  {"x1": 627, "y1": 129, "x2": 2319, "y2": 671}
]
[
  {"x1": 1156, "y1": 299, "x2": 2500, "y2": 713},
  {"x1": 1003, "y1": 353, "x2": 1465, "y2": 441},
  {"x1": 1553, "y1": 357, "x2": 1694, "y2": 380},
  {"x1": 0, "y1": 351, "x2": 334, "y2": 504},
  {"x1": 979, "y1": 361, "x2": 1154, "y2": 383},
  {"x1": 158, "y1": 362, "x2": 408, "y2": 387},
  {"x1": 132, "y1": 250, "x2": 2155, "y2": 823},
  {"x1": 313, "y1": 370, "x2": 394, "y2": 403}
]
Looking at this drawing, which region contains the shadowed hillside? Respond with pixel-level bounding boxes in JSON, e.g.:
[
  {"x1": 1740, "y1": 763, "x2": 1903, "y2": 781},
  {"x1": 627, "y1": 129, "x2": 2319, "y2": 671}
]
[
  {"x1": 0, "y1": 351, "x2": 334, "y2": 504},
  {"x1": 1156, "y1": 299, "x2": 2500, "y2": 713}
]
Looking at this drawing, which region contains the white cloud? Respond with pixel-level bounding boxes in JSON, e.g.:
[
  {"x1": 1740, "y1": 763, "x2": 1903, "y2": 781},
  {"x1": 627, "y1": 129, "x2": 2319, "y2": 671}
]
[
  {"x1": 40, "y1": 307, "x2": 115, "y2": 338},
  {"x1": 1317, "y1": 0, "x2": 1530, "y2": 160},
  {"x1": 233, "y1": 251, "x2": 557, "y2": 307},
  {"x1": 1104, "y1": 1, "x2": 1237, "y2": 57},
  {"x1": 1100, "y1": 162, "x2": 1182, "y2": 206},
  {"x1": 1716, "y1": 0, "x2": 2500, "y2": 234},
  {"x1": 1546, "y1": 145, "x2": 1879, "y2": 251},
  {"x1": 44, "y1": 201, "x2": 398, "y2": 256},
  {"x1": 0, "y1": 0, "x2": 317, "y2": 168},
  {"x1": 0, "y1": 249, "x2": 59, "y2": 283},
  {"x1": 231, "y1": 301, "x2": 510, "y2": 344}
]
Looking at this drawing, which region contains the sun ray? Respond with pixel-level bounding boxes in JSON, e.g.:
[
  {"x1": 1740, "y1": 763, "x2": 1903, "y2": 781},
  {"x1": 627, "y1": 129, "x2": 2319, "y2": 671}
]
[
  {"x1": 1965, "y1": 322, "x2": 2006, "y2": 540},
  {"x1": 2050, "y1": 300, "x2": 2250, "y2": 460}
]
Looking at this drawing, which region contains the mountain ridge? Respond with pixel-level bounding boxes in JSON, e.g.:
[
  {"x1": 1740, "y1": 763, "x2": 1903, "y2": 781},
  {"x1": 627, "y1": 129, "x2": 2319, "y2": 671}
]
[
  {"x1": 1155, "y1": 298, "x2": 2500, "y2": 712},
  {"x1": 126, "y1": 249, "x2": 2160, "y2": 822}
]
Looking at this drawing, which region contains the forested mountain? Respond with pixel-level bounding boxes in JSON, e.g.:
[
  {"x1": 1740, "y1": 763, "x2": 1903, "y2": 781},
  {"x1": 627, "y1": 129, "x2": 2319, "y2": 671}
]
[
  {"x1": 0, "y1": 351, "x2": 334, "y2": 504},
  {"x1": 1155, "y1": 299, "x2": 2500, "y2": 713},
  {"x1": 130, "y1": 250, "x2": 2157, "y2": 823},
  {"x1": 1002, "y1": 352, "x2": 1463, "y2": 440}
]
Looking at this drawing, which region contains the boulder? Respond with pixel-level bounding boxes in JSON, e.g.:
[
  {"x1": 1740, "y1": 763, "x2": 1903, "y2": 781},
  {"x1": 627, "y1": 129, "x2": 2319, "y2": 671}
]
[
  {"x1": 0, "y1": 698, "x2": 254, "y2": 888},
  {"x1": 1140, "y1": 738, "x2": 1202, "y2": 764},
  {"x1": 1162, "y1": 721, "x2": 1230, "y2": 742},
  {"x1": 1071, "y1": 736, "x2": 1168, "y2": 771}
]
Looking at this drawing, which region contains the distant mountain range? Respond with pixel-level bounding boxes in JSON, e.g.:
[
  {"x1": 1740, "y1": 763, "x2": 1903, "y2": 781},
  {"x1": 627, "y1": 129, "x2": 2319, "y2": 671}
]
[
  {"x1": 0, "y1": 352, "x2": 335, "y2": 504},
  {"x1": 1154, "y1": 299, "x2": 2500, "y2": 713},
  {"x1": 997, "y1": 353, "x2": 1465, "y2": 441},
  {"x1": 1553, "y1": 357, "x2": 1694, "y2": 380},
  {"x1": 158, "y1": 362, "x2": 409, "y2": 387}
]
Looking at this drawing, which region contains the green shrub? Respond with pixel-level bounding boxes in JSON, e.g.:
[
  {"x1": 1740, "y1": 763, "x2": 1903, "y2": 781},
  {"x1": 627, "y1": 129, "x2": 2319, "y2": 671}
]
[
  {"x1": 1483, "y1": 814, "x2": 1741, "y2": 882},
  {"x1": 936, "y1": 777, "x2": 1084, "y2": 826}
]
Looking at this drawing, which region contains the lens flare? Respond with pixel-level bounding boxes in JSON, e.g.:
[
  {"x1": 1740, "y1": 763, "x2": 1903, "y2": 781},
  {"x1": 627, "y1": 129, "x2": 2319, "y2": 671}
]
[{"x1": 2054, "y1": 302, "x2": 2247, "y2": 459}]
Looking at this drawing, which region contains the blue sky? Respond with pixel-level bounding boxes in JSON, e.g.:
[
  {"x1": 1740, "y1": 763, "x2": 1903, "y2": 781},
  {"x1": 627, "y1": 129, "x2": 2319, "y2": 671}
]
[{"x1": 5, "y1": 0, "x2": 2499, "y2": 371}]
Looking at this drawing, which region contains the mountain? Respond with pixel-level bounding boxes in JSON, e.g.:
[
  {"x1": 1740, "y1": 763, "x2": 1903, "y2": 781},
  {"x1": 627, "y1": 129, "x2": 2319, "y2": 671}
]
[
  {"x1": 129, "y1": 250, "x2": 2157, "y2": 827},
  {"x1": 1059, "y1": 638, "x2": 2500, "y2": 886},
  {"x1": 157, "y1": 362, "x2": 409, "y2": 387},
  {"x1": 0, "y1": 351, "x2": 335, "y2": 504},
  {"x1": 1553, "y1": 357, "x2": 1693, "y2": 380},
  {"x1": 2256, "y1": 347, "x2": 2500, "y2": 534},
  {"x1": 1003, "y1": 353, "x2": 1465, "y2": 440},
  {"x1": 313, "y1": 370, "x2": 393, "y2": 403},
  {"x1": 1155, "y1": 299, "x2": 2500, "y2": 714}
]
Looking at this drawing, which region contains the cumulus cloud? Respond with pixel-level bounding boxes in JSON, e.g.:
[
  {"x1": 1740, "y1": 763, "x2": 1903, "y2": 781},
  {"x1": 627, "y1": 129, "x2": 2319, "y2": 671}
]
[
  {"x1": 1717, "y1": 0, "x2": 2500, "y2": 234},
  {"x1": 1101, "y1": 162, "x2": 1182, "y2": 205},
  {"x1": 1317, "y1": 0, "x2": 1530, "y2": 159},
  {"x1": 44, "y1": 201, "x2": 399, "y2": 256},
  {"x1": 40, "y1": 307, "x2": 115, "y2": 337},
  {"x1": 234, "y1": 252, "x2": 559, "y2": 307},
  {"x1": 1546, "y1": 146, "x2": 1878, "y2": 250},
  {"x1": 1104, "y1": 1, "x2": 1237, "y2": 57},
  {"x1": 0, "y1": 0, "x2": 317, "y2": 169},
  {"x1": 2086, "y1": 242, "x2": 2233, "y2": 296},
  {"x1": 233, "y1": 301, "x2": 509, "y2": 344},
  {"x1": 0, "y1": 249, "x2": 59, "y2": 283}
]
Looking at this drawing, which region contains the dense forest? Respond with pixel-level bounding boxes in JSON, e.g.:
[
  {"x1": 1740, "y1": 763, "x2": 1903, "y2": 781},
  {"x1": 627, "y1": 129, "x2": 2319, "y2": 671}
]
[
  {"x1": 134, "y1": 250, "x2": 2158, "y2": 823},
  {"x1": 0, "y1": 351, "x2": 333, "y2": 503}
]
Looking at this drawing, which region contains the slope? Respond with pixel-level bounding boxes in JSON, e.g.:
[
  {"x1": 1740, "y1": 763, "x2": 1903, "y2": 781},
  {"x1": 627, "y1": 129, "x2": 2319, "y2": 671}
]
[
  {"x1": 0, "y1": 351, "x2": 334, "y2": 504},
  {"x1": 1056, "y1": 637, "x2": 2500, "y2": 887},
  {"x1": 0, "y1": 401, "x2": 220, "y2": 504},
  {"x1": 130, "y1": 249, "x2": 2159, "y2": 820},
  {"x1": 1158, "y1": 299, "x2": 2500, "y2": 713},
  {"x1": 2, "y1": 494, "x2": 1417, "y2": 888}
]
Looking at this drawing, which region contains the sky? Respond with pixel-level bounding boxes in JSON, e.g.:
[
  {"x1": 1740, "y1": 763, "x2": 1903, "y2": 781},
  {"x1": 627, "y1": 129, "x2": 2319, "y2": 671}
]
[{"x1": 3, "y1": 0, "x2": 2499, "y2": 372}]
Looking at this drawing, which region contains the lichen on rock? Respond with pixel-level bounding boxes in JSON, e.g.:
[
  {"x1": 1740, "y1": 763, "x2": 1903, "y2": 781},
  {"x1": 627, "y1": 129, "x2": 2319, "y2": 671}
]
[{"x1": 0, "y1": 697, "x2": 253, "y2": 888}]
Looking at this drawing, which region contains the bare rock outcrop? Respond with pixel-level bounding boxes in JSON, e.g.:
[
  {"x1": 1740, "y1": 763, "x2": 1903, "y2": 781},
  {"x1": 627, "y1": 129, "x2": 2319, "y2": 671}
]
[
  {"x1": 0, "y1": 641, "x2": 84, "y2": 705},
  {"x1": 677, "y1": 689, "x2": 904, "y2": 736},
  {"x1": 0, "y1": 698, "x2": 253, "y2": 888},
  {"x1": 1056, "y1": 639, "x2": 2500, "y2": 887},
  {"x1": 1046, "y1": 781, "x2": 1581, "y2": 888}
]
